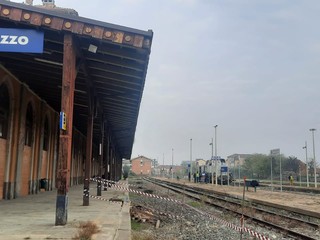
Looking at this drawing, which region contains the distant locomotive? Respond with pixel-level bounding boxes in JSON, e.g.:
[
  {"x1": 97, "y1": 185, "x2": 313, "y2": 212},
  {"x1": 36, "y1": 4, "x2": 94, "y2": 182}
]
[
  {"x1": 215, "y1": 173, "x2": 234, "y2": 185},
  {"x1": 198, "y1": 172, "x2": 234, "y2": 185},
  {"x1": 196, "y1": 158, "x2": 234, "y2": 185}
]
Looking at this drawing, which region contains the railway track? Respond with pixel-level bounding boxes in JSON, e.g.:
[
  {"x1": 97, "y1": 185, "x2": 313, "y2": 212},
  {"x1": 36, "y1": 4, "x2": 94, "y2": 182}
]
[{"x1": 145, "y1": 177, "x2": 320, "y2": 240}]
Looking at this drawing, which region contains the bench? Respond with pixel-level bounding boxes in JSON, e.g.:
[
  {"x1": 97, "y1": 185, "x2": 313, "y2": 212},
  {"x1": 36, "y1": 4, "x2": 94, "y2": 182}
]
[{"x1": 245, "y1": 180, "x2": 259, "y2": 192}]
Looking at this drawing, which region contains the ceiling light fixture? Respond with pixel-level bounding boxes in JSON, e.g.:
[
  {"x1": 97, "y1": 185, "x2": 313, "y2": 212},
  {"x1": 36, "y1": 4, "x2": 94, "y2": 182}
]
[
  {"x1": 88, "y1": 44, "x2": 98, "y2": 53},
  {"x1": 34, "y1": 58, "x2": 63, "y2": 66},
  {"x1": 57, "y1": 85, "x2": 87, "y2": 94}
]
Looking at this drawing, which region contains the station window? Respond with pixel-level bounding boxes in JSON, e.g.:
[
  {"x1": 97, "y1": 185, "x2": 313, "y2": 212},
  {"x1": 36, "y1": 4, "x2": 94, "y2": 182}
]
[
  {"x1": 25, "y1": 103, "x2": 33, "y2": 146},
  {"x1": 0, "y1": 84, "x2": 9, "y2": 139},
  {"x1": 43, "y1": 116, "x2": 49, "y2": 151}
]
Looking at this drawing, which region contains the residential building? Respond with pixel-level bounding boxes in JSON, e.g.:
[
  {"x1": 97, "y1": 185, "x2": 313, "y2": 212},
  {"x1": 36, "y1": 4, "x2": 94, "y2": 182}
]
[{"x1": 131, "y1": 156, "x2": 153, "y2": 175}]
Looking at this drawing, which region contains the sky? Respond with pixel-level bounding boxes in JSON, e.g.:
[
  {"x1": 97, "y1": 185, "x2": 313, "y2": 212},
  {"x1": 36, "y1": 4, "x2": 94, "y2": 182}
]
[{"x1": 11, "y1": 0, "x2": 320, "y2": 165}]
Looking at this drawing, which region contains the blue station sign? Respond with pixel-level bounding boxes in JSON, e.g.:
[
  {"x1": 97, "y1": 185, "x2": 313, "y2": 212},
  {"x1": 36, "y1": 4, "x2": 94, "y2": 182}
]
[
  {"x1": 0, "y1": 28, "x2": 44, "y2": 53},
  {"x1": 221, "y1": 166, "x2": 228, "y2": 173}
]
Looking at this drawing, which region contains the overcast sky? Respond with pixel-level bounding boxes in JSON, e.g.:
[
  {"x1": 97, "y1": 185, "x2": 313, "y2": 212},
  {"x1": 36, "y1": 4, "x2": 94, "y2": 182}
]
[{"x1": 12, "y1": 0, "x2": 320, "y2": 165}]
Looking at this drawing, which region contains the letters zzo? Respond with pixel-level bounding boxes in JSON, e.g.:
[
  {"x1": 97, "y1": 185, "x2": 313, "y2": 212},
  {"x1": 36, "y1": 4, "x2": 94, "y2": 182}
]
[{"x1": 0, "y1": 35, "x2": 29, "y2": 45}]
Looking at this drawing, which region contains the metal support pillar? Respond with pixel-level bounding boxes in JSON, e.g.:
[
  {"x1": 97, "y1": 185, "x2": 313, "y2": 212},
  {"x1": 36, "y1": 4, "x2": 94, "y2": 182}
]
[{"x1": 55, "y1": 33, "x2": 76, "y2": 225}]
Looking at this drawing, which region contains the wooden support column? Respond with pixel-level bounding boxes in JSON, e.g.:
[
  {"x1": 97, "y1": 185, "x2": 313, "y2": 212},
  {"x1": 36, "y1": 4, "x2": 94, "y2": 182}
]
[
  {"x1": 115, "y1": 155, "x2": 118, "y2": 181},
  {"x1": 118, "y1": 157, "x2": 121, "y2": 180},
  {"x1": 108, "y1": 135, "x2": 112, "y2": 183},
  {"x1": 119, "y1": 157, "x2": 122, "y2": 180},
  {"x1": 113, "y1": 150, "x2": 116, "y2": 181},
  {"x1": 109, "y1": 146, "x2": 113, "y2": 182},
  {"x1": 114, "y1": 157, "x2": 117, "y2": 181},
  {"x1": 97, "y1": 118, "x2": 104, "y2": 196},
  {"x1": 103, "y1": 134, "x2": 110, "y2": 190},
  {"x1": 114, "y1": 153, "x2": 118, "y2": 181},
  {"x1": 55, "y1": 33, "x2": 76, "y2": 226},
  {"x1": 119, "y1": 159, "x2": 123, "y2": 181},
  {"x1": 110, "y1": 147, "x2": 115, "y2": 181},
  {"x1": 83, "y1": 110, "x2": 93, "y2": 206},
  {"x1": 117, "y1": 158, "x2": 120, "y2": 180},
  {"x1": 108, "y1": 146, "x2": 112, "y2": 183}
]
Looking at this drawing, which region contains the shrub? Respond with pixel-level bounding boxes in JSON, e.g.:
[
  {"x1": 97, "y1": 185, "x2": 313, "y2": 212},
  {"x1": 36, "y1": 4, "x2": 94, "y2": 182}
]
[{"x1": 72, "y1": 221, "x2": 100, "y2": 240}]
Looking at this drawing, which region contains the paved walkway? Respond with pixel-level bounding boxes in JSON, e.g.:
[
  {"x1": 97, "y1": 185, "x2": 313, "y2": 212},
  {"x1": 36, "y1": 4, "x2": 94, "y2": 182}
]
[{"x1": 0, "y1": 183, "x2": 131, "y2": 240}]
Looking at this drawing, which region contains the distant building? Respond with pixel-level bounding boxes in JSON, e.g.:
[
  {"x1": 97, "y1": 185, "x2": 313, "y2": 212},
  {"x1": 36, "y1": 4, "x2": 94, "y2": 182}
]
[
  {"x1": 196, "y1": 159, "x2": 206, "y2": 166},
  {"x1": 226, "y1": 154, "x2": 252, "y2": 166},
  {"x1": 158, "y1": 165, "x2": 171, "y2": 176},
  {"x1": 156, "y1": 165, "x2": 184, "y2": 177},
  {"x1": 24, "y1": 0, "x2": 79, "y2": 16},
  {"x1": 181, "y1": 160, "x2": 190, "y2": 168},
  {"x1": 174, "y1": 165, "x2": 185, "y2": 175},
  {"x1": 131, "y1": 156, "x2": 152, "y2": 175},
  {"x1": 181, "y1": 160, "x2": 193, "y2": 173}
]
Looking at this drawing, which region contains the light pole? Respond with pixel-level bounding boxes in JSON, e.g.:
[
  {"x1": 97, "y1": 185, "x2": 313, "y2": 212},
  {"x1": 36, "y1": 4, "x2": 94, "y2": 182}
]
[
  {"x1": 233, "y1": 157, "x2": 236, "y2": 186},
  {"x1": 214, "y1": 125, "x2": 218, "y2": 186},
  {"x1": 162, "y1": 153, "x2": 164, "y2": 178},
  {"x1": 303, "y1": 141, "x2": 309, "y2": 187},
  {"x1": 171, "y1": 148, "x2": 174, "y2": 180},
  {"x1": 280, "y1": 151, "x2": 282, "y2": 192},
  {"x1": 210, "y1": 138, "x2": 213, "y2": 185},
  {"x1": 270, "y1": 148, "x2": 280, "y2": 191},
  {"x1": 238, "y1": 156, "x2": 241, "y2": 187},
  {"x1": 271, "y1": 157, "x2": 273, "y2": 191},
  {"x1": 310, "y1": 128, "x2": 317, "y2": 188},
  {"x1": 190, "y1": 138, "x2": 192, "y2": 182},
  {"x1": 299, "y1": 165, "x2": 301, "y2": 186}
]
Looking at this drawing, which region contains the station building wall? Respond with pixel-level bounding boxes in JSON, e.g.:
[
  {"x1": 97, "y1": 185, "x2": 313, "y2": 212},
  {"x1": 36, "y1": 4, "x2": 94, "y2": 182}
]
[{"x1": 0, "y1": 65, "x2": 95, "y2": 200}]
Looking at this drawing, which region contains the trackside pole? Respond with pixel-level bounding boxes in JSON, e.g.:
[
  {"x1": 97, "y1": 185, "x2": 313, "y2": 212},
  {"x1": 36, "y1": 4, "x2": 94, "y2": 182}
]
[{"x1": 240, "y1": 176, "x2": 246, "y2": 240}]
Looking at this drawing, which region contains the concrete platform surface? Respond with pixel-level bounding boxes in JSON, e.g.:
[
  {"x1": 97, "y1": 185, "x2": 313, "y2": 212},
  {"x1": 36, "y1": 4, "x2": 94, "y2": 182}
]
[{"x1": 0, "y1": 183, "x2": 131, "y2": 240}]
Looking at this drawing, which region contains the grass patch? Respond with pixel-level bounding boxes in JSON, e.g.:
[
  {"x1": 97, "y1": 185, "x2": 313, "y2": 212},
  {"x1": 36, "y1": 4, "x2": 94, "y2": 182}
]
[
  {"x1": 188, "y1": 201, "x2": 201, "y2": 208},
  {"x1": 72, "y1": 221, "x2": 100, "y2": 240},
  {"x1": 131, "y1": 219, "x2": 150, "y2": 231},
  {"x1": 132, "y1": 231, "x2": 155, "y2": 240},
  {"x1": 131, "y1": 219, "x2": 142, "y2": 231},
  {"x1": 199, "y1": 194, "x2": 208, "y2": 205}
]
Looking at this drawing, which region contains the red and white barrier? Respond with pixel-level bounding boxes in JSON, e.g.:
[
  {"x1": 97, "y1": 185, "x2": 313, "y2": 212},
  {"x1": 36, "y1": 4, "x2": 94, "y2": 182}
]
[{"x1": 89, "y1": 178, "x2": 271, "y2": 240}]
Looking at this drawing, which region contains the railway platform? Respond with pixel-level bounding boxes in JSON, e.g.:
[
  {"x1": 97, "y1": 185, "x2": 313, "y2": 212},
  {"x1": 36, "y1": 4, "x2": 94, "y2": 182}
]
[{"x1": 0, "y1": 182, "x2": 131, "y2": 240}]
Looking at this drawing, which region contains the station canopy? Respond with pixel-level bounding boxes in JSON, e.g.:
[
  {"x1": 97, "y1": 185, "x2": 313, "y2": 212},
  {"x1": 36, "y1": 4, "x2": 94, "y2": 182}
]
[{"x1": 0, "y1": 0, "x2": 153, "y2": 159}]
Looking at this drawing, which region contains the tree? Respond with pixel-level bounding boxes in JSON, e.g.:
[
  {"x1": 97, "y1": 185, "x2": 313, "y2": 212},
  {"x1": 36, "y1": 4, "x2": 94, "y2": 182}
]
[
  {"x1": 283, "y1": 156, "x2": 301, "y2": 174},
  {"x1": 228, "y1": 153, "x2": 307, "y2": 181},
  {"x1": 123, "y1": 165, "x2": 130, "y2": 179},
  {"x1": 308, "y1": 159, "x2": 316, "y2": 176},
  {"x1": 242, "y1": 154, "x2": 270, "y2": 179}
]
